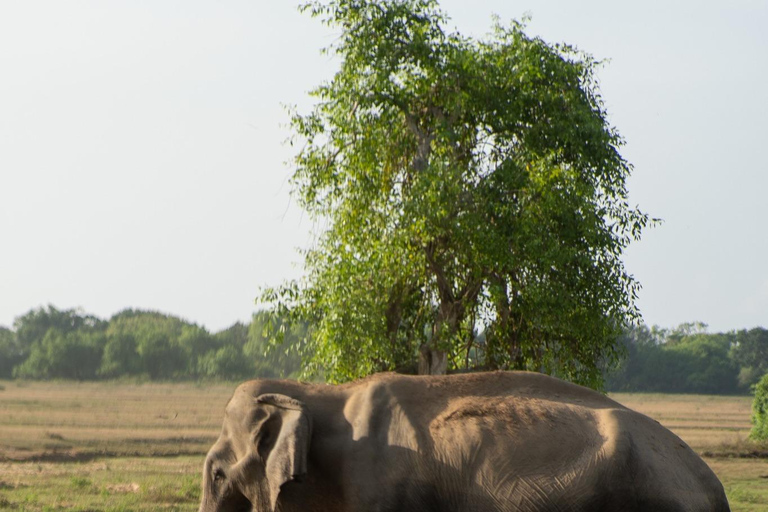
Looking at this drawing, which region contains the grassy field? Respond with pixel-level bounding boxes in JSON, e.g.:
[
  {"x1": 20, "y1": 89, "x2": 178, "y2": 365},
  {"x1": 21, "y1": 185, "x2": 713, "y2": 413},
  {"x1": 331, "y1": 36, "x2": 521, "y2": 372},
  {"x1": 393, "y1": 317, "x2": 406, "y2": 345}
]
[
  {"x1": 0, "y1": 381, "x2": 763, "y2": 511},
  {"x1": 610, "y1": 393, "x2": 755, "y2": 454},
  {"x1": 0, "y1": 381, "x2": 233, "y2": 511}
]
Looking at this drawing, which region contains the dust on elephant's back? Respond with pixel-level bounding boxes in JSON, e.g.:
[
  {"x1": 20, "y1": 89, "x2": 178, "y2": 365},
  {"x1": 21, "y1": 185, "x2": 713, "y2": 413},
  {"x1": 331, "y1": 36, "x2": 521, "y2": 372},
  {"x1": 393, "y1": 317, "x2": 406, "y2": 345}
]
[{"x1": 431, "y1": 396, "x2": 606, "y2": 492}]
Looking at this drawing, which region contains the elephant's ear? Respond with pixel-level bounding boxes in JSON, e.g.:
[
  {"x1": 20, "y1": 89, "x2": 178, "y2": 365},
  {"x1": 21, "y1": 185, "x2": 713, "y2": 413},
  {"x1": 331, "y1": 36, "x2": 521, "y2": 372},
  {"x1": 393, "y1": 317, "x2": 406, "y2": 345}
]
[{"x1": 254, "y1": 393, "x2": 312, "y2": 511}]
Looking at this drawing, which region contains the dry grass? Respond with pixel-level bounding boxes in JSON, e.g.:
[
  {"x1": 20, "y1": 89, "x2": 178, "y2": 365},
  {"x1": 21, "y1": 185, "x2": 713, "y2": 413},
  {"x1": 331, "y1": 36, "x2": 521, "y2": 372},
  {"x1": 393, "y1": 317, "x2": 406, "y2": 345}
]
[
  {"x1": 705, "y1": 458, "x2": 768, "y2": 512},
  {"x1": 0, "y1": 380, "x2": 233, "y2": 511},
  {"x1": 0, "y1": 380, "x2": 233, "y2": 461},
  {"x1": 0, "y1": 381, "x2": 764, "y2": 510},
  {"x1": 609, "y1": 392, "x2": 755, "y2": 453}
]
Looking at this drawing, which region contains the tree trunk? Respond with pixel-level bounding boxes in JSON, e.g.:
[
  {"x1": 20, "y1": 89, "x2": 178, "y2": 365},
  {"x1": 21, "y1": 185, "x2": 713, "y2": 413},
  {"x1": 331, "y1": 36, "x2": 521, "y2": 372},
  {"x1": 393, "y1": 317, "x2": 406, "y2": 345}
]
[{"x1": 418, "y1": 344, "x2": 447, "y2": 375}]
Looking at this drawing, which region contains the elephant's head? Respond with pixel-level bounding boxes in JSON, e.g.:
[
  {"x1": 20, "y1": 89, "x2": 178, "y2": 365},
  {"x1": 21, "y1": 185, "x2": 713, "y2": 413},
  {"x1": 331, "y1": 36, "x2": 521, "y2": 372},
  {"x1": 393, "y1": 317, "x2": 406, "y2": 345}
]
[{"x1": 199, "y1": 393, "x2": 312, "y2": 512}]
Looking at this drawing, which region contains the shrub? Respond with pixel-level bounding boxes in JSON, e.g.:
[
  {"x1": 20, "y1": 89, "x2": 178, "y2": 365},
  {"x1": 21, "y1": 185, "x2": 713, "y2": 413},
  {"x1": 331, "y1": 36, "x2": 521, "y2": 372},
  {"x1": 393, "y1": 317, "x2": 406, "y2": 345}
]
[{"x1": 750, "y1": 373, "x2": 768, "y2": 441}]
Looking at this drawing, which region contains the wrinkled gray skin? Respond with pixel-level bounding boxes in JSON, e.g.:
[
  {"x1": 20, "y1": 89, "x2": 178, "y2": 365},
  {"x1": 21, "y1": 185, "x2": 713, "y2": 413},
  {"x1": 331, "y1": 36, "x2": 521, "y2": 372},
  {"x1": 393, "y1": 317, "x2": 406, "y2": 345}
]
[{"x1": 199, "y1": 371, "x2": 730, "y2": 512}]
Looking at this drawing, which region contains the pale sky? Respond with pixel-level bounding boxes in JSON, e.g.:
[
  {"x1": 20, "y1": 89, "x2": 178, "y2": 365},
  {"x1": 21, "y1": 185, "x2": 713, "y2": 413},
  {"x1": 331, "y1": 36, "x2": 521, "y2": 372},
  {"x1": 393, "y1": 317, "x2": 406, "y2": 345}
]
[{"x1": 1, "y1": 1, "x2": 766, "y2": 333}]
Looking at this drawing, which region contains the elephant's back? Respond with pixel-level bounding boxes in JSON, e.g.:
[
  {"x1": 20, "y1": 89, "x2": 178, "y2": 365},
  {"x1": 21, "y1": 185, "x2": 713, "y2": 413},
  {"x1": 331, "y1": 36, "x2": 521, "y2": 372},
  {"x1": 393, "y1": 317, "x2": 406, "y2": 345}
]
[
  {"x1": 423, "y1": 396, "x2": 614, "y2": 511},
  {"x1": 342, "y1": 370, "x2": 626, "y2": 452},
  {"x1": 598, "y1": 407, "x2": 730, "y2": 511},
  {"x1": 428, "y1": 391, "x2": 608, "y2": 467},
  {"x1": 426, "y1": 402, "x2": 730, "y2": 511},
  {"x1": 351, "y1": 370, "x2": 624, "y2": 409},
  {"x1": 336, "y1": 372, "x2": 730, "y2": 512}
]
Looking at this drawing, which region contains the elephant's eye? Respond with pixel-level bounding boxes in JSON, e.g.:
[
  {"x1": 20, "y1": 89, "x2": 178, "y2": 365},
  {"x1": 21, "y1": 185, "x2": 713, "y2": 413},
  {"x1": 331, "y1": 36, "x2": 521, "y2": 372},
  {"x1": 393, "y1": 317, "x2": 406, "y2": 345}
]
[{"x1": 213, "y1": 468, "x2": 226, "y2": 482}]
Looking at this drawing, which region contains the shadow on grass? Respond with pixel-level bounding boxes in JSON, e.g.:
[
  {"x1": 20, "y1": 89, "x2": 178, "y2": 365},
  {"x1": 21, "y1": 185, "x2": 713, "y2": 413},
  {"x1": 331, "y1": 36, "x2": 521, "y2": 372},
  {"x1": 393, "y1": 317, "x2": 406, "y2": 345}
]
[
  {"x1": 0, "y1": 448, "x2": 206, "y2": 464},
  {"x1": 702, "y1": 438, "x2": 768, "y2": 459}
]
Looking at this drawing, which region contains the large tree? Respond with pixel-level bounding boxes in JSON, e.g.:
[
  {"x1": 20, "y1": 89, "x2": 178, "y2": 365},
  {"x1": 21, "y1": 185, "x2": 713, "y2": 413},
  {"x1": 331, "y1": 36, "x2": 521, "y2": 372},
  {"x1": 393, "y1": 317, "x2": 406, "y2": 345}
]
[
  {"x1": 262, "y1": 0, "x2": 652, "y2": 387},
  {"x1": 731, "y1": 327, "x2": 768, "y2": 388}
]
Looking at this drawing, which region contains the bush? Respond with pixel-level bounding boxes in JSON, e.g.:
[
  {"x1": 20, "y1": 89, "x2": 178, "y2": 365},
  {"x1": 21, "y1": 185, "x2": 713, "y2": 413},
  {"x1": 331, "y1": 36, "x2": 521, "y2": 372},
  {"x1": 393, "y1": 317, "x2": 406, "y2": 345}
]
[{"x1": 750, "y1": 373, "x2": 768, "y2": 441}]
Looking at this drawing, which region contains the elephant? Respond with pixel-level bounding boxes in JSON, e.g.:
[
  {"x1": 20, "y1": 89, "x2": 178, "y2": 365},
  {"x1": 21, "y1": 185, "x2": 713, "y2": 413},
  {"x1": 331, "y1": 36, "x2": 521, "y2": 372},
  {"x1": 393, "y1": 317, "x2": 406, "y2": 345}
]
[{"x1": 198, "y1": 371, "x2": 730, "y2": 512}]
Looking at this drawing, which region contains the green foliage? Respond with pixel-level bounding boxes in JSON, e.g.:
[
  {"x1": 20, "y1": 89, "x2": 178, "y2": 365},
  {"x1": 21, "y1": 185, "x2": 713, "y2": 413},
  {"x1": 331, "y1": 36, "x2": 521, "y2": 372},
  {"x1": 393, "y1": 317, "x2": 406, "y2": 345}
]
[
  {"x1": 105, "y1": 311, "x2": 189, "y2": 379},
  {"x1": 13, "y1": 305, "x2": 104, "y2": 360},
  {"x1": 262, "y1": 0, "x2": 652, "y2": 386},
  {"x1": 1, "y1": 305, "x2": 304, "y2": 381},
  {"x1": 14, "y1": 329, "x2": 106, "y2": 380},
  {"x1": 666, "y1": 334, "x2": 738, "y2": 394},
  {"x1": 213, "y1": 321, "x2": 249, "y2": 349},
  {"x1": 99, "y1": 331, "x2": 141, "y2": 378},
  {"x1": 178, "y1": 325, "x2": 217, "y2": 376},
  {"x1": 3, "y1": 302, "x2": 765, "y2": 390},
  {"x1": 136, "y1": 332, "x2": 186, "y2": 380},
  {"x1": 731, "y1": 328, "x2": 768, "y2": 388},
  {"x1": 607, "y1": 323, "x2": 741, "y2": 395},
  {"x1": 69, "y1": 476, "x2": 96, "y2": 492},
  {"x1": 750, "y1": 373, "x2": 768, "y2": 441},
  {"x1": 197, "y1": 321, "x2": 253, "y2": 379},
  {"x1": 243, "y1": 312, "x2": 305, "y2": 379},
  {"x1": 0, "y1": 326, "x2": 22, "y2": 379},
  {"x1": 11, "y1": 306, "x2": 107, "y2": 380},
  {"x1": 198, "y1": 345, "x2": 250, "y2": 379},
  {"x1": 604, "y1": 324, "x2": 665, "y2": 391}
]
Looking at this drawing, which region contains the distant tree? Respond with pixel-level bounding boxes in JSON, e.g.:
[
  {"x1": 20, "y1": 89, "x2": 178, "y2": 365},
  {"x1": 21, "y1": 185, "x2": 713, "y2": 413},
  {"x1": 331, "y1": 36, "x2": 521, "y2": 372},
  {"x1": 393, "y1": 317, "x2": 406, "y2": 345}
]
[
  {"x1": 607, "y1": 323, "x2": 741, "y2": 394},
  {"x1": 99, "y1": 331, "x2": 141, "y2": 378},
  {"x1": 663, "y1": 322, "x2": 710, "y2": 345},
  {"x1": 730, "y1": 328, "x2": 768, "y2": 388},
  {"x1": 198, "y1": 345, "x2": 251, "y2": 379},
  {"x1": 262, "y1": 0, "x2": 651, "y2": 386},
  {"x1": 136, "y1": 331, "x2": 185, "y2": 379},
  {"x1": 193, "y1": 322, "x2": 256, "y2": 380},
  {"x1": 13, "y1": 305, "x2": 105, "y2": 362},
  {"x1": 666, "y1": 333, "x2": 739, "y2": 394},
  {"x1": 213, "y1": 322, "x2": 250, "y2": 349},
  {"x1": 605, "y1": 324, "x2": 663, "y2": 391},
  {"x1": 177, "y1": 325, "x2": 217, "y2": 377},
  {"x1": 14, "y1": 328, "x2": 105, "y2": 380},
  {"x1": 0, "y1": 326, "x2": 23, "y2": 378},
  {"x1": 244, "y1": 312, "x2": 304, "y2": 379},
  {"x1": 106, "y1": 310, "x2": 189, "y2": 379},
  {"x1": 750, "y1": 373, "x2": 768, "y2": 441}
]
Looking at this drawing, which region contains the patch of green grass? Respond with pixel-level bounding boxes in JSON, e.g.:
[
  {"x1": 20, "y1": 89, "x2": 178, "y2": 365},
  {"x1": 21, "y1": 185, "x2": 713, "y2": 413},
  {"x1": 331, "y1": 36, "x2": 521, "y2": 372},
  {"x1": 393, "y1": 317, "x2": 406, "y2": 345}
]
[
  {"x1": 0, "y1": 456, "x2": 203, "y2": 511},
  {"x1": 143, "y1": 484, "x2": 188, "y2": 505},
  {"x1": 706, "y1": 458, "x2": 768, "y2": 512},
  {"x1": 0, "y1": 494, "x2": 15, "y2": 509},
  {"x1": 726, "y1": 483, "x2": 768, "y2": 512},
  {"x1": 69, "y1": 476, "x2": 98, "y2": 493},
  {"x1": 180, "y1": 474, "x2": 201, "y2": 501},
  {"x1": 729, "y1": 487, "x2": 763, "y2": 504}
]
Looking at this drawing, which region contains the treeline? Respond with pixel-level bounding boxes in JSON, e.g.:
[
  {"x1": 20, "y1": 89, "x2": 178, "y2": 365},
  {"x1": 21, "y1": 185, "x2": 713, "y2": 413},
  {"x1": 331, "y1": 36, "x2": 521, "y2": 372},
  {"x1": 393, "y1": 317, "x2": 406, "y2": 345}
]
[
  {"x1": 606, "y1": 322, "x2": 768, "y2": 394},
  {"x1": 1, "y1": 306, "x2": 767, "y2": 394},
  {"x1": 0, "y1": 305, "x2": 303, "y2": 381}
]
